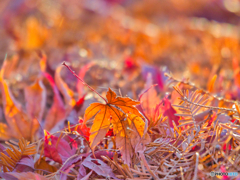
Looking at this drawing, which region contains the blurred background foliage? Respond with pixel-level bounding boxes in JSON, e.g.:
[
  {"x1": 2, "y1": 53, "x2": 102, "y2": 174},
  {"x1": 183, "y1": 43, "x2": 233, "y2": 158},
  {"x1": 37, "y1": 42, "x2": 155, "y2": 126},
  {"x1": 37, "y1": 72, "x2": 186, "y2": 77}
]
[{"x1": 1, "y1": 0, "x2": 240, "y2": 100}]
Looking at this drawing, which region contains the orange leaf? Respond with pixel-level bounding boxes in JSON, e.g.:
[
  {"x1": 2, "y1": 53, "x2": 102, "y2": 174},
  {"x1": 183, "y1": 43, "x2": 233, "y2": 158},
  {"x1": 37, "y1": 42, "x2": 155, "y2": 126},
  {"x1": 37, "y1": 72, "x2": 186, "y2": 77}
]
[
  {"x1": 0, "y1": 123, "x2": 10, "y2": 140},
  {"x1": 84, "y1": 88, "x2": 143, "y2": 148},
  {"x1": 207, "y1": 74, "x2": 217, "y2": 92},
  {"x1": 115, "y1": 114, "x2": 149, "y2": 166},
  {"x1": 0, "y1": 60, "x2": 38, "y2": 139},
  {"x1": 23, "y1": 17, "x2": 48, "y2": 50}
]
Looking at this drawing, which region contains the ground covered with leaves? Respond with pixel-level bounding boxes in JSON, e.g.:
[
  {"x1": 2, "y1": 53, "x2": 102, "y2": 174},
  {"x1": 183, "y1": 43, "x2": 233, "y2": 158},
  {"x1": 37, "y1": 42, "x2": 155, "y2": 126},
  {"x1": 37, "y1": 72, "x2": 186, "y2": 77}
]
[{"x1": 1, "y1": 0, "x2": 240, "y2": 180}]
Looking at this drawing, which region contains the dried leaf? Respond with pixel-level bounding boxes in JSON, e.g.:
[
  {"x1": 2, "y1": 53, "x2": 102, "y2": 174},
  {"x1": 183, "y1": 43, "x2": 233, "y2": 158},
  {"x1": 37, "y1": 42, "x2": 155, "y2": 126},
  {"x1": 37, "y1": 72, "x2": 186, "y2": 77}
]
[
  {"x1": 116, "y1": 132, "x2": 133, "y2": 166},
  {"x1": 216, "y1": 113, "x2": 231, "y2": 124},
  {"x1": 0, "y1": 138, "x2": 36, "y2": 172},
  {"x1": 34, "y1": 157, "x2": 57, "y2": 173}
]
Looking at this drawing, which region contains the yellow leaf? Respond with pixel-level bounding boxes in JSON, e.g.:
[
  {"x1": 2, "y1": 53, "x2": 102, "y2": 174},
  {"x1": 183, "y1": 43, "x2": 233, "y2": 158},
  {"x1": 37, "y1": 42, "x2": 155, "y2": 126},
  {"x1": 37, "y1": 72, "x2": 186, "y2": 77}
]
[{"x1": 129, "y1": 114, "x2": 145, "y2": 137}]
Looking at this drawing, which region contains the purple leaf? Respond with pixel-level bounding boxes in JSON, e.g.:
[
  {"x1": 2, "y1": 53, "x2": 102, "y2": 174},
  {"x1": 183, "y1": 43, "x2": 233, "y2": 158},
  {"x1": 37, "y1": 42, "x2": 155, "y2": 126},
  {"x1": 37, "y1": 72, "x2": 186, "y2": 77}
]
[
  {"x1": 82, "y1": 155, "x2": 119, "y2": 179},
  {"x1": 14, "y1": 156, "x2": 34, "y2": 172},
  {"x1": 0, "y1": 172, "x2": 48, "y2": 180}
]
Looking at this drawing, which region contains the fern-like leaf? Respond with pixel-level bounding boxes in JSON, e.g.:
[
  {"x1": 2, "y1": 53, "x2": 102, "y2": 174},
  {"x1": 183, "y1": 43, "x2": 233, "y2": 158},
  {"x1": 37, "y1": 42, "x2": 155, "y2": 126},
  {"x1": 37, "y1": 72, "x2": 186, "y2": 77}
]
[
  {"x1": 0, "y1": 137, "x2": 36, "y2": 172},
  {"x1": 173, "y1": 86, "x2": 211, "y2": 130}
]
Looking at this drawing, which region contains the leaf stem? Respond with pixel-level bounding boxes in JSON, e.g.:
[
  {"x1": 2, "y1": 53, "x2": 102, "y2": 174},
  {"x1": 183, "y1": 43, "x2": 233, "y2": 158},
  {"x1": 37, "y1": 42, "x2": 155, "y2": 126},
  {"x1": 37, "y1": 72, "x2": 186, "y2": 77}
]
[{"x1": 62, "y1": 62, "x2": 108, "y2": 104}]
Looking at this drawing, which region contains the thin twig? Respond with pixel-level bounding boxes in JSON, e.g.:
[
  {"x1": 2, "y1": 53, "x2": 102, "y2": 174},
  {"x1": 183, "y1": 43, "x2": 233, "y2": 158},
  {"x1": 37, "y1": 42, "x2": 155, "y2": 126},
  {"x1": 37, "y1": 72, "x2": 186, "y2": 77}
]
[{"x1": 62, "y1": 62, "x2": 108, "y2": 103}]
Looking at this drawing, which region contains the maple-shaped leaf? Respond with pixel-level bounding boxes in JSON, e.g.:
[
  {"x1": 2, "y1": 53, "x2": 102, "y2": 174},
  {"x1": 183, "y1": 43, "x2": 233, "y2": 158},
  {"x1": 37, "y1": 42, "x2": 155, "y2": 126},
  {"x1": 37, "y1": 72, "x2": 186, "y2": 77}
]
[{"x1": 84, "y1": 88, "x2": 143, "y2": 148}]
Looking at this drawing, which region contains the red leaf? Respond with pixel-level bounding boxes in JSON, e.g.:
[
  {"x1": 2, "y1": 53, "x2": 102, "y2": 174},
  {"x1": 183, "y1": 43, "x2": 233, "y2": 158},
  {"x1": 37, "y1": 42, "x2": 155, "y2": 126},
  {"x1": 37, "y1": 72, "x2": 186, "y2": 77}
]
[
  {"x1": 71, "y1": 120, "x2": 90, "y2": 141},
  {"x1": 124, "y1": 56, "x2": 137, "y2": 69},
  {"x1": 44, "y1": 131, "x2": 76, "y2": 163},
  {"x1": 105, "y1": 128, "x2": 114, "y2": 137},
  {"x1": 158, "y1": 98, "x2": 180, "y2": 128},
  {"x1": 44, "y1": 143, "x2": 62, "y2": 164},
  {"x1": 74, "y1": 95, "x2": 85, "y2": 112}
]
